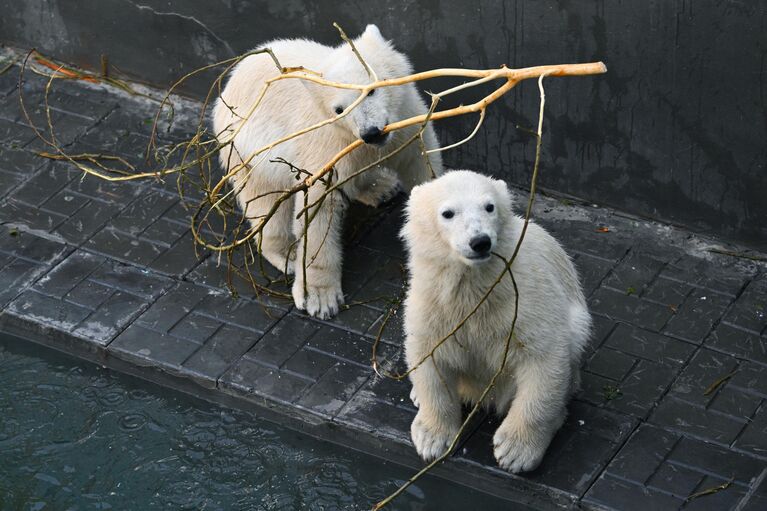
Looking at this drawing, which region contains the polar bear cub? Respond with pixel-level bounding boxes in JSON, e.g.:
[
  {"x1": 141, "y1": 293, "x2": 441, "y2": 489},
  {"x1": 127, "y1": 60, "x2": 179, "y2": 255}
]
[
  {"x1": 401, "y1": 170, "x2": 591, "y2": 473},
  {"x1": 212, "y1": 25, "x2": 442, "y2": 319}
]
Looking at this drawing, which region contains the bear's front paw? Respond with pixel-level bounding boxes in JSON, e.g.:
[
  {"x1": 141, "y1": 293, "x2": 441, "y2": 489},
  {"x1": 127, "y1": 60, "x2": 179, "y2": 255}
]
[
  {"x1": 292, "y1": 280, "x2": 344, "y2": 319},
  {"x1": 411, "y1": 410, "x2": 458, "y2": 462},
  {"x1": 492, "y1": 425, "x2": 548, "y2": 473},
  {"x1": 355, "y1": 172, "x2": 403, "y2": 208}
]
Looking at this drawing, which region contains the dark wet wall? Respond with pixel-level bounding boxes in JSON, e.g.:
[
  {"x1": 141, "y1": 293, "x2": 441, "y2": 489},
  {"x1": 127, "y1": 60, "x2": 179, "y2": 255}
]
[{"x1": 1, "y1": 1, "x2": 765, "y2": 249}]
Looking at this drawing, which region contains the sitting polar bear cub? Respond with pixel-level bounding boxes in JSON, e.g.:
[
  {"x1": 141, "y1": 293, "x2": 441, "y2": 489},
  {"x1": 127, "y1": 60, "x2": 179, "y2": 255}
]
[
  {"x1": 401, "y1": 170, "x2": 591, "y2": 473},
  {"x1": 213, "y1": 25, "x2": 442, "y2": 319}
]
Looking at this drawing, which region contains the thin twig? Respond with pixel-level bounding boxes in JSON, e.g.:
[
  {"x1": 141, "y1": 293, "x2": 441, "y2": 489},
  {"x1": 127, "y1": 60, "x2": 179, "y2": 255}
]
[
  {"x1": 333, "y1": 22, "x2": 378, "y2": 82},
  {"x1": 685, "y1": 478, "x2": 734, "y2": 502},
  {"x1": 707, "y1": 248, "x2": 767, "y2": 262},
  {"x1": 0, "y1": 55, "x2": 19, "y2": 75},
  {"x1": 703, "y1": 370, "x2": 738, "y2": 396},
  {"x1": 427, "y1": 108, "x2": 486, "y2": 154}
]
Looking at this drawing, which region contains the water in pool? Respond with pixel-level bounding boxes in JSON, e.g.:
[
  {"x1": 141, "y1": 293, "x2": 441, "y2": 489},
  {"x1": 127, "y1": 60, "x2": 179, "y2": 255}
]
[{"x1": 0, "y1": 336, "x2": 527, "y2": 510}]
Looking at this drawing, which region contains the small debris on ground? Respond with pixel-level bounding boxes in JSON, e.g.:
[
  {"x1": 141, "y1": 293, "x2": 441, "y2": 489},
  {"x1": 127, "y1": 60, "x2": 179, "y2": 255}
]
[
  {"x1": 685, "y1": 478, "x2": 733, "y2": 502},
  {"x1": 602, "y1": 384, "x2": 622, "y2": 401},
  {"x1": 703, "y1": 370, "x2": 738, "y2": 396}
]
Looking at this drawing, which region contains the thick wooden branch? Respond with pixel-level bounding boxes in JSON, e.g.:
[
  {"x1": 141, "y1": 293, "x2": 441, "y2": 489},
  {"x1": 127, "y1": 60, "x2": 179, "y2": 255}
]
[{"x1": 304, "y1": 61, "x2": 605, "y2": 187}]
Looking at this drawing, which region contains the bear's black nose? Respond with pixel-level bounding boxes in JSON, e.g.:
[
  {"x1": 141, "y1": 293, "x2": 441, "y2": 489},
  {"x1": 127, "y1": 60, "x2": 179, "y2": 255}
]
[
  {"x1": 469, "y1": 234, "x2": 492, "y2": 255},
  {"x1": 361, "y1": 127, "x2": 387, "y2": 145}
]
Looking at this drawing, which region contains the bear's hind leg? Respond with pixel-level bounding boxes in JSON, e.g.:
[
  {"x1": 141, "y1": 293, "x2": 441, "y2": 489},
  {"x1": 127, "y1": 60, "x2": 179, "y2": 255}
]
[
  {"x1": 256, "y1": 195, "x2": 296, "y2": 275},
  {"x1": 229, "y1": 159, "x2": 296, "y2": 275}
]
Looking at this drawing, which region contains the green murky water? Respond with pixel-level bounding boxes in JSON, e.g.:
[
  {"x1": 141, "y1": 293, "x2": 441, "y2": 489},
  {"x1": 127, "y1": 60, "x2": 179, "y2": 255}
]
[{"x1": 0, "y1": 336, "x2": 522, "y2": 510}]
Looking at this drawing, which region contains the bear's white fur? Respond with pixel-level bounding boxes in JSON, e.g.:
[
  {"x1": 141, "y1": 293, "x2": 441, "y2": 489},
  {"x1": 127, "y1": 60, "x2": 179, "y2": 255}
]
[
  {"x1": 401, "y1": 170, "x2": 591, "y2": 473},
  {"x1": 212, "y1": 25, "x2": 442, "y2": 318}
]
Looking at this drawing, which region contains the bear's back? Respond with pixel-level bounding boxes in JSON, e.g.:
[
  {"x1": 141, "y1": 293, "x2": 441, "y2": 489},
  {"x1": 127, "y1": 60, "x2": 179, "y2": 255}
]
[
  {"x1": 213, "y1": 37, "x2": 337, "y2": 152},
  {"x1": 257, "y1": 38, "x2": 334, "y2": 70}
]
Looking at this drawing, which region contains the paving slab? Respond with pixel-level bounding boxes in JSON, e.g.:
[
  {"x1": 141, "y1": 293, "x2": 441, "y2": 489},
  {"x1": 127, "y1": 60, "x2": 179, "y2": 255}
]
[{"x1": 0, "y1": 55, "x2": 766, "y2": 510}]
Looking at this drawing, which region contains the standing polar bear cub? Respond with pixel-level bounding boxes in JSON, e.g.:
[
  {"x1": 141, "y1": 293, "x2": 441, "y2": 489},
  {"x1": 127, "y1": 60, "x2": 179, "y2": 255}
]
[
  {"x1": 401, "y1": 171, "x2": 591, "y2": 473},
  {"x1": 213, "y1": 25, "x2": 442, "y2": 319}
]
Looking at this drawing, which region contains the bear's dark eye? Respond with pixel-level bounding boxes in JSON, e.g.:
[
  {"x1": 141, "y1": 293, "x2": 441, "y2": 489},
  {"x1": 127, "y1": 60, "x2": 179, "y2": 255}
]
[
  {"x1": 334, "y1": 106, "x2": 344, "y2": 115},
  {"x1": 441, "y1": 210, "x2": 454, "y2": 219},
  {"x1": 485, "y1": 203, "x2": 495, "y2": 213},
  {"x1": 367, "y1": 89, "x2": 375, "y2": 97}
]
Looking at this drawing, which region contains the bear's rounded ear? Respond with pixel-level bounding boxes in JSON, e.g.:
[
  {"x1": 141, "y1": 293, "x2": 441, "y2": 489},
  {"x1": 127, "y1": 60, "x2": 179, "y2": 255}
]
[
  {"x1": 405, "y1": 181, "x2": 432, "y2": 218},
  {"x1": 493, "y1": 178, "x2": 513, "y2": 210},
  {"x1": 400, "y1": 183, "x2": 422, "y2": 241},
  {"x1": 363, "y1": 24, "x2": 384, "y2": 41},
  {"x1": 406, "y1": 182, "x2": 424, "y2": 206}
]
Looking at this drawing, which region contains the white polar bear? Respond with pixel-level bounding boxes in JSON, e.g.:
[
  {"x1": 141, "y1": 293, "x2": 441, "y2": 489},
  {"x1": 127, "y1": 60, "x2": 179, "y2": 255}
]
[
  {"x1": 212, "y1": 25, "x2": 443, "y2": 319},
  {"x1": 400, "y1": 170, "x2": 591, "y2": 473}
]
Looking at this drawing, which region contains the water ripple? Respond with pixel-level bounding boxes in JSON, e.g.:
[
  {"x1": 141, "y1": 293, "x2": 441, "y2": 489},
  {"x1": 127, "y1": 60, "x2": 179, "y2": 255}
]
[
  {"x1": 1, "y1": 338, "x2": 514, "y2": 511},
  {"x1": 118, "y1": 413, "x2": 147, "y2": 432}
]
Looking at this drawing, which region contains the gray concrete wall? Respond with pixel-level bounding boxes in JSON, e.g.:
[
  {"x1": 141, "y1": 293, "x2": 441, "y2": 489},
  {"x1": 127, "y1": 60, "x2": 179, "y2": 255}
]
[{"x1": 1, "y1": 1, "x2": 765, "y2": 249}]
